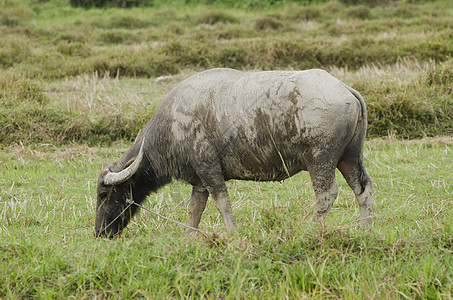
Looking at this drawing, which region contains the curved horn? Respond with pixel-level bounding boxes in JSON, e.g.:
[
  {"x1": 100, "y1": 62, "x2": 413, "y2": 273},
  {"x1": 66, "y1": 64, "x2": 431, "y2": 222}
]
[{"x1": 103, "y1": 139, "x2": 145, "y2": 186}]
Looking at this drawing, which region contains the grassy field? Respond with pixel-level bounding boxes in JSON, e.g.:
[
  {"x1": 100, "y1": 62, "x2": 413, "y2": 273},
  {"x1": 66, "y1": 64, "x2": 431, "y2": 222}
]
[
  {"x1": 1, "y1": 0, "x2": 453, "y2": 298},
  {"x1": 1, "y1": 138, "x2": 452, "y2": 298},
  {"x1": 1, "y1": 0, "x2": 452, "y2": 143}
]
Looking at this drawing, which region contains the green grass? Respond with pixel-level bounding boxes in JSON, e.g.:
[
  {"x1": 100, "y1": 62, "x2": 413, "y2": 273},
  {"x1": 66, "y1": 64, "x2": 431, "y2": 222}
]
[
  {"x1": 1, "y1": 58, "x2": 452, "y2": 145},
  {"x1": 1, "y1": 138, "x2": 452, "y2": 298},
  {"x1": 1, "y1": 0, "x2": 452, "y2": 297},
  {"x1": 1, "y1": 0, "x2": 453, "y2": 79},
  {"x1": 1, "y1": 0, "x2": 452, "y2": 144}
]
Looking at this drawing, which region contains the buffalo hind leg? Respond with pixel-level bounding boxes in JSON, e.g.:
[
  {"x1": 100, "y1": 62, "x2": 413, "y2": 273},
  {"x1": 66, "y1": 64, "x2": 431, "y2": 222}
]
[
  {"x1": 309, "y1": 165, "x2": 339, "y2": 225},
  {"x1": 187, "y1": 186, "x2": 209, "y2": 234},
  {"x1": 338, "y1": 157, "x2": 373, "y2": 227}
]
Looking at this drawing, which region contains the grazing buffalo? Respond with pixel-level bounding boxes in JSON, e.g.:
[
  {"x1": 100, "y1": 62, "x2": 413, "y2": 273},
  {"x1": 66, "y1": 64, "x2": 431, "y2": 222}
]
[{"x1": 94, "y1": 68, "x2": 373, "y2": 238}]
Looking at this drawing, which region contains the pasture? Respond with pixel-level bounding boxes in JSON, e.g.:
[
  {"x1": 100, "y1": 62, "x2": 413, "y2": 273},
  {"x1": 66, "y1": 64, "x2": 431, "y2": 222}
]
[
  {"x1": 1, "y1": 0, "x2": 452, "y2": 298},
  {"x1": 1, "y1": 138, "x2": 452, "y2": 298}
]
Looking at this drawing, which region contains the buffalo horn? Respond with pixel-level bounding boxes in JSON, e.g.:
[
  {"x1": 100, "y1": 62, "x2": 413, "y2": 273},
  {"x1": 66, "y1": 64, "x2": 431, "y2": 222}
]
[{"x1": 103, "y1": 139, "x2": 145, "y2": 185}]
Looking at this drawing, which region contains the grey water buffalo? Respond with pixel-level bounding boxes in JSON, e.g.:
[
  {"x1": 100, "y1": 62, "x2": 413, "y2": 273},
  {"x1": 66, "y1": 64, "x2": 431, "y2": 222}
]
[{"x1": 94, "y1": 68, "x2": 373, "y2": 238}]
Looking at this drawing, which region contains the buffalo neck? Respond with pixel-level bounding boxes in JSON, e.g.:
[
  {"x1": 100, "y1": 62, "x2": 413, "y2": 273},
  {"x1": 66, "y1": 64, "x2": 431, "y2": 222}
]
[{"x1": 126, "y1": 139, "x2": 172, "y2": 204}]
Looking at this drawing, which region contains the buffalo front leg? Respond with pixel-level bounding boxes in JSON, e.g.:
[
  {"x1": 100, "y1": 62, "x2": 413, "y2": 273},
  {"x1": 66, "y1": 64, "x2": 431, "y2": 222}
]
[
  {"x1": 207, "y1": 183, "x2": 236, "y2": 234},
  {"x1": 187, "y1": 186, "x2": 209, "y2": 234},
  {"x1": 190, "y1": 146, "x2": 236, "y2": 233}
]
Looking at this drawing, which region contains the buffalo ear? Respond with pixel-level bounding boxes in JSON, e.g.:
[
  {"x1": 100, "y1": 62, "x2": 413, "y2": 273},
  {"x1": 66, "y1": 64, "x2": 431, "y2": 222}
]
[{"x1": 123, "y1": 156, "x2": 136, "y2": 169}]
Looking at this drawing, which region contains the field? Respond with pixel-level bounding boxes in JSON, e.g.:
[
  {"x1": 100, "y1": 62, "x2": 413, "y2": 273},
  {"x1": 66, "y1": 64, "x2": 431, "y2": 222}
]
[
  {"x1": 1, "y1": 138, "x2": 452, "y2": 298},
  {"x1": 1, "y1": 0, "x2": 453, "y2": 298}
]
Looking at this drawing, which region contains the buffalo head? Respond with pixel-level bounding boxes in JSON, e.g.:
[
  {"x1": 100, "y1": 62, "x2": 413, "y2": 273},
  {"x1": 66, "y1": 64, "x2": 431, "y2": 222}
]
[{"x1": 94, "y1": 139, "x2": 145, "y2": 238}]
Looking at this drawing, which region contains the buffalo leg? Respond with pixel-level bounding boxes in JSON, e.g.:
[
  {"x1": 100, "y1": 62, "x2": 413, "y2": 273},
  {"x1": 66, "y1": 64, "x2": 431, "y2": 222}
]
[
  {"x1": 197, "y1": 170, "x2": 236, "y2": 233},
  {"x1": 187, "y1": 186, "x2": 209, "y2": 234},
  {"x1": 207, "y1": 183, "x2": 236, "y2": 233},
  {"x1": 191, "y1": 148, "x2": 236, "y2": 233},
  {"x1": 309, "y1": 165, "x2": 339, "y2": 224},
  {"x1": 338, "y1": 158, "x2": 373, "y2": 227}
]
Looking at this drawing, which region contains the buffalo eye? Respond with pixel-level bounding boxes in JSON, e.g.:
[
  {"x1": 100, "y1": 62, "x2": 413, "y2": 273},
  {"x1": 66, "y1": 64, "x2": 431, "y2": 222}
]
[{"x1": 99, "y1": 192, "x2": 108, "y2": 199}]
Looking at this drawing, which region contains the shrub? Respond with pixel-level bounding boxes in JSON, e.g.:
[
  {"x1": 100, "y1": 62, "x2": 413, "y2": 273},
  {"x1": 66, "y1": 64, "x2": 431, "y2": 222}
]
[
  {"x1": 325, "y1": 0, "x2": 344, "y2": 13},
  {"x1": 411, "y1": 41, "x2": 452, "y2": 62},
  {"x1": 254, "y1": 16, "x2": 283, "y2": 31},
  {"x1": 215, "y1": 24, "x2": 255, "y2": 39},
  {"x1": 195, "y1": 10, "x2": 239, "y2": 25},
  {"x1": 98, "y1": 32, "x2": 125, "y2": 44},
  {"x1": 1, "y1": 15, "x2": 20, "y2": 27},
  {"x1": 164, "y1": 22, "x2": 186, "y2": 35},
  {"x1": 56, "y1": 41, "x2": 93, "y2": 57},
  {"x1": 0, "y1": 73, "x2": 48, "y2": 107},
  {"x1": 69, "y1": 0, "x2": 154, "y2": 8},
  {"x1": 0, "y1": 5, "x2": 35, "y2": 26},
  {"x1": 55, "y1": 33, "x2": 88, "y2": 44},
  {"x1": 98, "y1": 30, "x2": 142, "y2": 45},
  {"x1": 0, "y1": 73, "x2": 145, "y2": 145},
  {"x1": 289, "y1": 6, "x2": 322, "y2": 21},
  {"x1": 426, "y1": 57, "x2": 453, "y2": 87},
  {"x1": 338, "y1": 0, "x2": 393, "y2": 6},
  {"x1": 392, "y1": 5, "x2": 415, "y2": 18},
  {"x1": 346, "y1": 5, "x2": 371, "y2": 19},
  {"x1": 107, "y1": 15, "x2": 154, "y2": 29},
  {"x1": 353, "y1": 74, "x2": 453, "y2": 139},
  {"x1": 0, "y1": 38, "x2": 31, "y2": 67},
  {"x1": 0, "y1": 74, "x2": 89, "y2": 145}
]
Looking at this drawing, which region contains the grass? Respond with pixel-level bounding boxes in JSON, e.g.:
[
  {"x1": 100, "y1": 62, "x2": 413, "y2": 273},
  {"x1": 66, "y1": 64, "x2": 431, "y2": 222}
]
[
  {"x1": 0, "y1": 138, "x2": 452, "y2": 298},
  {"x1": 1, "y1": 0, "x2": 452, "y2": 144},
  {"x1": 2, "y1": 57, "x2": 451, "y2": 146},
  {"x1": 1, "y1": 0, "x2": 453, "y2": 79},
  {"x1": 1, "y1": 0, "x2": 452, "y2": 297}
]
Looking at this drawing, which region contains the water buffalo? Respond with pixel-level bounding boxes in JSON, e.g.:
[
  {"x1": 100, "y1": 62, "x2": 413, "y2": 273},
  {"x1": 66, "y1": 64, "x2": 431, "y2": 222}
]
[{"x1": 94, "y1": 68, "x2": 373, "y2": 238}]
